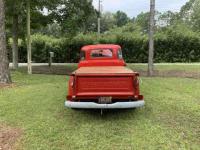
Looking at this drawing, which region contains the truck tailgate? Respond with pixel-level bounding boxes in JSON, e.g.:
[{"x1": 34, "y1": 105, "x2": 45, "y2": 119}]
[{"x1": 73, "y1": 67, "x2": 137, "y2": 97}]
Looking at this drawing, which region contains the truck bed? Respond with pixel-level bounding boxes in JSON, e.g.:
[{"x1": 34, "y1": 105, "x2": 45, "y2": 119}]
[
  {"x1": 73, "y1": 66, "x2": 134, "y2": 74},
  {"x1": 72, "y1": 67, "x2": 138, "y2": 99}
]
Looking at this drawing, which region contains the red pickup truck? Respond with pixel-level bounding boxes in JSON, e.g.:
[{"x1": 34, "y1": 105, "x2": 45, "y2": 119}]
[{"x1": 65, "y1": 44, "x2": 144, "y2": 109}]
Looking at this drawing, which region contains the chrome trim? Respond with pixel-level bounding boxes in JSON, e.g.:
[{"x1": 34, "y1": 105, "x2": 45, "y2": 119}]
[{"x1": 65, "y1": 100, "x2": 145, "y2": 109}]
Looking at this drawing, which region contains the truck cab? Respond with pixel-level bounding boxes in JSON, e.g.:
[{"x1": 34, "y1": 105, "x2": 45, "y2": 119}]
[
  {"x1": 65, "y1": 44, "x2": 144, "y2": 109},
  {"x1": 78, "y1": 45, "x2": 125, "y2": 68}
]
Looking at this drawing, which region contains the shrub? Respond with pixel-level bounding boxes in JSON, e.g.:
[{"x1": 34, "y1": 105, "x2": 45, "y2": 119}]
[{"x1": 12, "y1": 29, "x2": 200, "y2": 63}]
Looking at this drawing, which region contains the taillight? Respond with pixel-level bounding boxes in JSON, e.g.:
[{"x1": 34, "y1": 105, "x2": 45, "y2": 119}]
[
  {"x1": 70, "y1": 75, "x2": 75, "y2": 87},
  {"x1": 71, "y1": 80, "x2": 74, "y2": 87},
  {"x1": 133, "y1": 75, "x2": 140, "y2": 96},
  {"x1": 133, "y1": 76, "x2": 139, "y2": 87}
]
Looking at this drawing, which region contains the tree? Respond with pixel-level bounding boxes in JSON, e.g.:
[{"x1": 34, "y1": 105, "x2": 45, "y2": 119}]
[
  {"x1": 108, "y1": 22, "x2": 142, "y2": 36},
  {"x1": 5, "y1": 0, "x2": 24, "y2": 69},
  {"x1": 100, "y1": 12, "x2": 116, "y2": 32},
  {"x1": 0, "y1": 0, "x2": 11, "y2": 83},
  {"x1": 135, "y1": 12, "x2": 149, "y2": 33},
  {"x1": 114, "y1": 11, "x2": 130, "y2": 27},
  {"x1": 5, "y1": 0, "x2": 60, "y2": 71},
  {"x1": 190, "y1": 0, "x2": 200, "y2": 30},
  {"x1": 148, "y1": 0, "x2": 155, "y2": 76},
  {"x1": 26, "y1": 0, "x2": 61, "y2": 74},
  {"x1": 54, "y1": 0, "x2": 96, "y2": 36},
  {"x1": 39, "y1": 22, "x2": 62, "y2": 37},
  {"x1": 157, "y1": 11, "x2": 179, "y2": 28},
  {"x1": 179, "y1": 0, "x2": 195, "y2": 21},
  {"x1": 179, "y1": 0, "x2": 200, "y2": 31}
]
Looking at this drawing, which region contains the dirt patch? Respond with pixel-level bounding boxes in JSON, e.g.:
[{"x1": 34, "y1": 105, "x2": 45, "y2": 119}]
[
  {"x1": 0, "y1": 124, "x2": 22, "y2": 150},
  {"x1": 159, "y1": 70, "x2": 200, "y2": 79},
  {"x1": 139, "y1": 70, "x2": 200, "y2": 79},
  {"x1": 18, "y1": 66, "x2": 75, "y2": 75},
  {"x1": 0, "y1": 84, "x2": 15, "y2": 89}
]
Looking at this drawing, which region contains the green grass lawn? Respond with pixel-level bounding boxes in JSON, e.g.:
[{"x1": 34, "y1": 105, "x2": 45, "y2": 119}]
[{"x1": 0, "y1": 71, "x2": 200, "y2": 150}]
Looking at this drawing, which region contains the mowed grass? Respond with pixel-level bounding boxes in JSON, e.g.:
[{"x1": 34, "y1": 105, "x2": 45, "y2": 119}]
[{"x1": 0, "y1": 70, "x2": 200, "y2": 150}]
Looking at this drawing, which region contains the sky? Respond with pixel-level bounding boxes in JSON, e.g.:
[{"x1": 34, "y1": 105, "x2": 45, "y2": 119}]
[{"x1": 93, "y1": 0, "x2": 189, "y2": 18}]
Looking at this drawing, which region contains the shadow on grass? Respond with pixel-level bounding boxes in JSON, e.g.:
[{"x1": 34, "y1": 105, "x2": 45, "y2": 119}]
[{"x1": 59, "y1": 107, "x2": 146, "y2": 122}]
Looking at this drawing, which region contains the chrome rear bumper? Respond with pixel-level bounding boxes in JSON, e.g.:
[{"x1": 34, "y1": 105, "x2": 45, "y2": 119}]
[{"x1": 65, "y1": 100, "x2": 145, "y2": 109}]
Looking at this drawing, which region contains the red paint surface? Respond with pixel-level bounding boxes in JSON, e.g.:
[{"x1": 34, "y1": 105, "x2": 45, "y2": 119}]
[
  {"x1": 67, "y1": 44, "x2": 143, "y2": 102},
  {"x1": 78, "y1": 44, "x2": 125, "y2": 68}
]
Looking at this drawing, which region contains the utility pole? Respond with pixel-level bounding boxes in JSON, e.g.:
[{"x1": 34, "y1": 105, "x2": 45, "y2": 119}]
[
  {"x1": 97, "y1": 0, "x2": 102, "y2": 34},
  {"x1": 148, "y1": 0, "x2": 155, "y2": 76},
  {"x1": 27, "y1": 0, "x2": 32, "y2": 74}
]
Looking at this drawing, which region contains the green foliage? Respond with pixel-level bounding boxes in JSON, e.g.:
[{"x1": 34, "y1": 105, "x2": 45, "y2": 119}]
[
  {"x1": 108, "y1": 23, "x2": 143, "y2": 36},
  {"x1": 157, "y1": 11, "x2": 180, "y2": 27},
  {"x1": 179, "y1": 0, "x2": 200, "y2": 31},
  {"x1": 54, "y1": 0, "x2": 97, "y2": 36},
  {"x1": 135, "y1": 12, "x2": 149, "y2": 33},
  {"x1": 155, "y1": 24, "x2": 200, "y2": 62},
  {"x1": 114, "y1": 11, "x2": 130, "y2": 27},
  {"x1": 5, "y1": 0, "x2": 61, "y2": 40},
  {"x1": 31, "y1": 34, "x2": 76, "y2": 63},
  {"x1": 15, "y1": 25, "x2": 200, "y2": 63},
  {"x1": 191, "y1": 0, "x2": 200, "y2": 30},
  {"x1": 100, "y1": 12, "x2": 117, "y2": 32},
  {"x1": 38, "y1": 23, "x2": 62, "y2": 37}
]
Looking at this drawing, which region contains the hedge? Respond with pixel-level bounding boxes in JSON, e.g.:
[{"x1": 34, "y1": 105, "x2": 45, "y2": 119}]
[{"x1": 10, "y1": 30, "x2": 200, "y2": 63}]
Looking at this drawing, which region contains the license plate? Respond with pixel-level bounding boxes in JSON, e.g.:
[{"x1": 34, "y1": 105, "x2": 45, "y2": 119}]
[{"x1": 98, "y1": 97, "x2": 112, "y2": 104}]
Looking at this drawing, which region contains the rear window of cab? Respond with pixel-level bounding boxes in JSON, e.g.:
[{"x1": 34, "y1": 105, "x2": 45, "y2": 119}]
[{"x1": 90, "y1": 49, "x2": 113, "y2": 58}]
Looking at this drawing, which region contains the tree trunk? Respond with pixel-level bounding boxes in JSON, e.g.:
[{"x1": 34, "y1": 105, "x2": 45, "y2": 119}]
[
  {"x1": 148, "y1": 0, "x2": 155, "y2": 76},
  {"x1": 27, "y1": 0, "x2": 32, "y2": 74},
  {"x1": 12, "y1": 14, "x2": 19, "y2": 69},
  {"x1": 97, "y1": 0, "x2": 101, "y2": 34},
  {"x1": 0, "y1": 0, "x2": 11, "y2": 83}
]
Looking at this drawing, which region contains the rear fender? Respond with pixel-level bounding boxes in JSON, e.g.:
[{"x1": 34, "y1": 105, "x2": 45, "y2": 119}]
[{"x1": 67, "y1": 75, "x2": 75, "y2": 101}]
